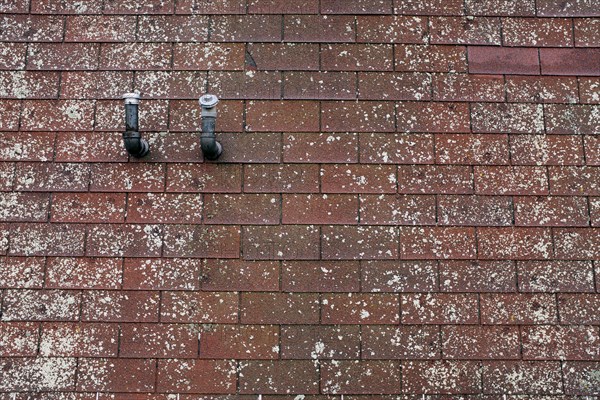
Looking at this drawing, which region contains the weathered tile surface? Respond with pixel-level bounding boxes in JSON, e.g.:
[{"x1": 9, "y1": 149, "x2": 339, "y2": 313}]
[{"x1": 0, "y1": 0, "x2": 597, "y2": 396}]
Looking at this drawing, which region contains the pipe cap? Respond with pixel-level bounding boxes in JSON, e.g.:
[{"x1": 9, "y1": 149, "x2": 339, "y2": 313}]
[
  {"x1": 123, "y1": 92, "x2": 140, "y2": 105},
  {"x1": 199, "y1": 94, "x2": 219, "y2": 108}
]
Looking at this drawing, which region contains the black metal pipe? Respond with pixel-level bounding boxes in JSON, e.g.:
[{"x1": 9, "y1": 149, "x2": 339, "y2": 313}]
[
  {"x1": 123, "y1": 93, "x2": 149, "y2": 158},
  {"x1": 199, "y1": 94, "x2": 222, "y2": 161}
]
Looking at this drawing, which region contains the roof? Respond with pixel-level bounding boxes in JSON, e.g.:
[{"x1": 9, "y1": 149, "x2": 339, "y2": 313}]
[{"x1": 0, "y1": 0, "x2": 600, "y2": 396}]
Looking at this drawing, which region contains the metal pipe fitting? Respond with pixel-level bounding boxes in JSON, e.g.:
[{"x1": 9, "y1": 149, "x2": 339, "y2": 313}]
[
  {"x1": 122, "y1": 93, "x2": 150, "y2": 158},
  {"x1": 199, "y1": 94, "x2": 223, "y2": 161}
]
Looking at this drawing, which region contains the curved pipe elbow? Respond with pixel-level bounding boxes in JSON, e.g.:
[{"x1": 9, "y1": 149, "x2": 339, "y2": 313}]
[
  {"x1": 123, "y1": 93, "x2": 149, "y2": 158},
  {"x1": 199, "y1": 94, "x2": 222, "y2": 161},
  {"x1": 201, "y1": 114, "x2": 222, "y2": 160},
  {"x1": 201, "y1": 135, "x2": 223, "y2": 161},
  {"x1": 123, "y1": 131, "x2": 150, "y2": 158}
]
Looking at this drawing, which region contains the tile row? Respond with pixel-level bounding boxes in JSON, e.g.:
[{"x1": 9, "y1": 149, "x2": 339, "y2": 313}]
[
  {"x1": 2, "y1": 163, "x2": 600, "y2": 195},
  {"x1": 1, "y1": 290, "x2": 600, "y2": 325},
  {"x1": 0, "y1": 224, "x2": 599, "y2": 259},
  {"x1": 2, "y1": 258, "x2": 599, "y2": 293},
  {"x1": 2, "y1": 132, "x2": 600, "y2": 165},
  {"x1": 1, "y1": 43, "x2": 599, "y2": 75},
  {"x1": 1, "y1": 15, "x2": 599, "y2": 47},
  {"x1": 2, "y1": 71, "x2": 599, "y2": 105},
  {"x1": 2, "y1": 321, "x2": 600, "y2": 360},
  {"x1": 1, "y1": 100, "x2": 599, "y2": 134},
  {"x1": 2, "y1": 192, "x2": 600, "y2": 227},
  {"x1": 1, "y1": 357, "x2": 600, "y2": 395},
  {"x1": 4, "y1": 0, "x2": 600, "y2": 16}
]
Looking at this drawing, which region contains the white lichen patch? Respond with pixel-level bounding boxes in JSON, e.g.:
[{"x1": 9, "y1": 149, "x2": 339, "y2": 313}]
[
  {"x1": 1, "y1": 289, "x2": 80, "y2": 321},
  {"x1": 0, "y1": 100, "x2": 22, "y2": 130},
  {"x1": 200, "y1": 324, "x2": 279, "y2": 359},
  {"x1": 397, "y1": 102, "x2": 470, "y2": 133},
  {"x1": 0, "y1": 163, "x2": 15, "y2": 191},
  {"x1": 483, "y1": 293, "x2": 557, "y2": 324},
  {"x1": 437, "y1": 195, "x2": 512, "y2": 226},
  {"x1": 163, "y1": 225, "x2": 240, "y2": 258},
  {"x1": 481, "y1": 227, "x2": 553, "y2": 260},
  {"x1": 283, "y1": 132, "x2": 356, "y2": 163},
  {"x1": 471, "y1": 103, "x2": 545, "y2": 133},
  {"x1": 322, "y1": 101, "x2": 395, "y2": 132},
  {"x1": 81, "y1": 290, "x2": 159, "y2": 322},
  {"x1": 476, "y1": 166, "x2": 547, "y2": 195},
  {"x1": 363, "y1": 325, "x2": 438, "y2": 359},
  {"x1": 322, "y1": 225, "x2": 398, "y2": 260},
  {"x1": 87, "y1": 224, "x2": 163, "y2": 257},
  {"x1": 124, "y1": 258, "x2": 202, "y2": 291},
  {"x1": 165, "y1": 360, "x2": 242, "y2": 393},
  {"x1": 555, "y1": 228, "x2": 599, "y2": 259},
  {"x1": 0, "y1": 357, "x2": 77, "y2": 391},
  {"x1": 408, "y1": 360, "x2": 481, "y2": 393},
  {"x1": 507, "y1": 76, "x2": 579, "y2": 104},
  {"x1": 436, "y1": 73, "x2": 504, "y2": 102},
  {"x1": 176, "y1": 42, "x2": 242, "y2": 70},
  {"x1": 0, "y1": 257, "x2": 44, "y2": 288},
  {"x1": 442, "y1": 326, "x2": 520, "y2": 359},
  {"x1": 243, "y1": 225, "x2": 318, "y2": 260},
  {"x1": 140, "y1": 15, "x2": 208, "y2": 42},
  {"x1": 402, "y1": 293, "x2": 475, "y2": 323},
  {"x1": 511, "y1": 134, "x2": 563, "y2": 166},
  {"x1": 161, "y1": 291, "x2": 238, "y2": 323},
  {"x1": 397, "y1": 44, "x2": 467, "y2": 73},
  {"x1": 323, "y1": 292, "x2": 399, "y2": 324},
  {"x1": 361, "y1": 72, "x2": 431, "y2": 101},
  {"x1": 323, "y1": 164, "x2": 396, "y2": 193},
  {"x1": 581, "y1": 78, "x2": 600, "y2": 103},
  {"x1": 0, "y1": 192, "x2": 48, "y2": 222},
  {"x1": 563, "y1": 361, "x2": 600, "y2": 395},
  {"x1": 134, "y1": 71, "x2": 172, "y2": 97},
  {"x1": 122, "y1": 323, "x2": 196, "y2": 357},
  {"x1": 362, "y1": 260, "x2": 437, "y2": 292},
  {"x1": 431, "y1": 16, "x2": 501, "y2": 45},
  {"x1": 167, "y1": 163, "x2": 240, "y2": 192},
  {"x1": 401, "y1": 165, "x2": 475, "y2": 194},
  {"x1": 439, "y1": 260, "x2": 515, "y2": 292},
  {"x1": 437, "y1": 134, "x2": 509, "y2": 165},
  {"x1": 0, "y1": 132, "x2": 55, "y2": 162},
  {"x1": 9, "y1": 224, "x2": 85, "y2": 257},
  {"x1": 503, "y1": 17, "x2": 571, "y2": 46},
  {"x1": 465, "y1": 0, "x2": 535, "y2": 15},
  {"x1": 515, "y1": 196, "x2": 589, "y2": 227},
  {"x1": 91, "y1": 163, "x2": 164, "y2": 192},
  {"x1": 21, "y1": 99, "x2": 94, "y2": 130},
  {"x1": 0, "y1": 42, "x2": 26, "y2": 69},
  {"x1": 400, "y1": 226, "x2": 475, "y2": 259},
  {"x1": 131, "y1": 193, "x2": 202, "y2": 224},
  {"x1": 61, "y1": 71, "x2": 132, "y2": 99},
  {"x1": 0, "y1": 71, "x2": 41, "y2": 98},
  {"x1": 546, "y1": 104, "x2": 600, "y2": 135},
  {"x1": 15, "y1": 163, "x2": 90, "y2": 192},
  {"x1": 53, "y1": 193, "x2": 125, "y2": 223},
  {"x1": 0, "y1": 322, "x2": 39, "y2": 356},
  {"x1": 39, "y1": 323, "x2": 116, "y2": 357},
  {"x1": 45, "y1": 257, "x2": 122, "y2": 289},
  {"x1": 104, "y1": 43, "x2": 171, "y2": 70},
  {"x1": 483, "y1": 361, "x2": 563, "y2": 394},
  {"x1": 359, "y1": 15, "x2": 427, "y2": 43},
  {"x1": 523, "y1": 325, "x2": 600, "y2": 360},
  {"x1": 0, "y1": 225, "x2": 8, "y2": 254}
]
